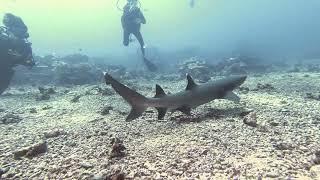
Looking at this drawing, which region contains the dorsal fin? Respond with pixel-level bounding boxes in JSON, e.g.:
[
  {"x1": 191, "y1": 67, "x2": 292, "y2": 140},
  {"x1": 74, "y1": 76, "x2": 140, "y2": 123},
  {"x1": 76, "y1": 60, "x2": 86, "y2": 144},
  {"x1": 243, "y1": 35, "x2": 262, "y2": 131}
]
[
  {"x1": 154, "y1": 84, "x2": 166, "y2": 98},
  {"x1": 186, "y1": 74, "x2": 198, "y2": 90}
]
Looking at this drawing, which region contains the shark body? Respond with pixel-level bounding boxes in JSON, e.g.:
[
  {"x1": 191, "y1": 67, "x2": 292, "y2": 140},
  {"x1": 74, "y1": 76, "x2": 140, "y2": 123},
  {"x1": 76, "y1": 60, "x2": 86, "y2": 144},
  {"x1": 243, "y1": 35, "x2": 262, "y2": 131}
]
[{"x1": 104, "y1": 73, "x2": 247, "y2": 121}]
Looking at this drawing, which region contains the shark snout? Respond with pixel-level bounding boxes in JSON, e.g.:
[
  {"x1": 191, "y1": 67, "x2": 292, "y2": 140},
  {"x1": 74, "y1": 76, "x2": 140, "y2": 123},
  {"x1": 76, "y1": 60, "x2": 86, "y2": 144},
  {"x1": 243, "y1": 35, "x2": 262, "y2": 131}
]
[
  {"x1": 230, "y1": 75, "x2": 247, "y2": 88},
  {"x1": 237, "y1": 75, "x2": 247, "y2": 85}
]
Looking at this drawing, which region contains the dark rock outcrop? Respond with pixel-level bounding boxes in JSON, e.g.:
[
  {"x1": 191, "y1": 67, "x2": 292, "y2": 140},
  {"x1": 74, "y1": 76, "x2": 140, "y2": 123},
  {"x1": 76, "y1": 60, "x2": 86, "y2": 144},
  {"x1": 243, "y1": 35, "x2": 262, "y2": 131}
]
[
  {"x1": 1, "y1": 113, "x2": 22, "y2": 124},
  {"x1": 13, "y1": 141, "x2": 48, "y2": 159}
]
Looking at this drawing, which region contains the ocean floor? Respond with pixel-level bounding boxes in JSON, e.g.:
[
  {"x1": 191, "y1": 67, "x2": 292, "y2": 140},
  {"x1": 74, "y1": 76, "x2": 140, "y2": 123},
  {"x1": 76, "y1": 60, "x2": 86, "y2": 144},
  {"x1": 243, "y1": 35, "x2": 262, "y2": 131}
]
[{"x1": 1, "y1": 72, "x2": 320, "y2": 179}]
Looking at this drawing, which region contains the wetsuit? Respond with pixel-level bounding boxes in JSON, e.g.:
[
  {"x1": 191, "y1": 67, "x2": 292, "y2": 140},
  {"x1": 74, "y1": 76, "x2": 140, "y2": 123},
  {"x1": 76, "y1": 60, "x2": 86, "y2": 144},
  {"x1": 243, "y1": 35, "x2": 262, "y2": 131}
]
[
  {"x1": 121, "y1": 4, "x2": 146, "y2": 55},
  {"x1": 0, "y1": 14, "x2": 34, "y2": 95},
  {"x1": 0, "y1": 28, "x2": 15, "y2": 94}
]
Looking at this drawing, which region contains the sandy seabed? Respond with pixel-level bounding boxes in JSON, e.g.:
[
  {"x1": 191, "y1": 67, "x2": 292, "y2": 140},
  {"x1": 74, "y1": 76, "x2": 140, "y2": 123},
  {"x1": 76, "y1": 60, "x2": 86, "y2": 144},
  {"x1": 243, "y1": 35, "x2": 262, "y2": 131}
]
[{"x1": 0, "y1": 72, "x2": 320, "y2": 179}]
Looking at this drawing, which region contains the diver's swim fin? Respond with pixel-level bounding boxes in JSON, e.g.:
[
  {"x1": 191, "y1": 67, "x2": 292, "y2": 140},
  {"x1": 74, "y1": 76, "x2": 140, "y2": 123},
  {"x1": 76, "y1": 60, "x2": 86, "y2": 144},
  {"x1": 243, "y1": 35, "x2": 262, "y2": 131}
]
[{"x1": 143, "y1": 57, "x2": 157, "y2": 72}]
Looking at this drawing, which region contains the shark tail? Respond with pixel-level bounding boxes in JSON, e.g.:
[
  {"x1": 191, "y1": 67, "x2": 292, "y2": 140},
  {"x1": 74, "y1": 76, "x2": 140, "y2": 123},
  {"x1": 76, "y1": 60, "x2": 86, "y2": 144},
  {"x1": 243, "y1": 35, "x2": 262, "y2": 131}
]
[{"x1": 104, "y1": 73, "x2": 148, "y2": 121}]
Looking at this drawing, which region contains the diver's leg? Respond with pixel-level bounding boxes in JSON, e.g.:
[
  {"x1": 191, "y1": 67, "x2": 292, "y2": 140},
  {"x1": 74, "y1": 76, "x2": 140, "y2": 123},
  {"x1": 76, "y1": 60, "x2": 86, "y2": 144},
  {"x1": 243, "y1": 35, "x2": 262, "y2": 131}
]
[
  {"x1": 132, "y1": 31, "x2": 157, "y2": 71},
  {"x1": 0, "y1": 68, "x2": 14, "y2": 95},
  {"x1": 123, "y1": 30, "x2": 130, "y2": 46},
  {"x1": 132, "y1": 31, "x2": 145, "y2": 56}
]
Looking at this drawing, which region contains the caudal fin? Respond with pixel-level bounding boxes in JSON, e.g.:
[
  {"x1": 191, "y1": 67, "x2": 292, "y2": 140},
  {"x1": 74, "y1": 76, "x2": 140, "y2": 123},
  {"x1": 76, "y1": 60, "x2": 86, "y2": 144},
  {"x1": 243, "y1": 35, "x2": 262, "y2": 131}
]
[{"x1": 104, "y1": 73, "x2": 148, "y2": 121}]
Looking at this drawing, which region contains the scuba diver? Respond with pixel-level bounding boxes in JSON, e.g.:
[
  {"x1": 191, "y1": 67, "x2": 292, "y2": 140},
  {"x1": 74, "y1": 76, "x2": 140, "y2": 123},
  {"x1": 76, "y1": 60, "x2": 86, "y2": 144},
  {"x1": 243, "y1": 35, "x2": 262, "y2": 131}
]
[
  {"x1": 0, "y1": 13, "x2": 35, "y2": 95},
  {"x1": 120, "y1": 0, "x2": 157, "y2": 71},
  {"x1": 189, "y1": 0, "x2": 195, "y2": 8}
]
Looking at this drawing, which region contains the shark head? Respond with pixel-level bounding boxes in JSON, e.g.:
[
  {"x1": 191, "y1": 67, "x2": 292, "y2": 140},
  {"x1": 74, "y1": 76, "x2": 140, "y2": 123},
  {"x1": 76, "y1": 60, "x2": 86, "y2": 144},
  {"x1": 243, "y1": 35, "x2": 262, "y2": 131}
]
[
  {"x1": 234, "y1": 75, "x2": 247, "y2": 86},
  {"x1": 224, "y1": 75, "x2": 247, "y2": 90}
]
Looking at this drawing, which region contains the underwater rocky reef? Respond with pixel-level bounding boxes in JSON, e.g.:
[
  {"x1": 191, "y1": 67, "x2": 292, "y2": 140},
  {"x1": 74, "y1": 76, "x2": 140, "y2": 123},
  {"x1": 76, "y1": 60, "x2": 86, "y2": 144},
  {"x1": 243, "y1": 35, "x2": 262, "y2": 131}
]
[{"x1": 1, "y1": 54, "x2": 320, "y2": 179}]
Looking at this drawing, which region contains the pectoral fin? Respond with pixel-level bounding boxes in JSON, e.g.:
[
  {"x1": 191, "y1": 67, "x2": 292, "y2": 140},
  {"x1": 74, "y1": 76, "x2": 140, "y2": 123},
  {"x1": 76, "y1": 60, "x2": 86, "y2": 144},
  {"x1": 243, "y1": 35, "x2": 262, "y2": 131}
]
[
  {"x1": 176, "y1": 106, "x2": 192, "y2": 115},
  {"x1": 156, "y1": 107, "x2": 167, "y2": 120},
  {"x1": 224, "y1": 91, "x2": 240, "y2": 103},
  {"x1": 126, "y1": 106, "x2": 147, "y2": 121}
]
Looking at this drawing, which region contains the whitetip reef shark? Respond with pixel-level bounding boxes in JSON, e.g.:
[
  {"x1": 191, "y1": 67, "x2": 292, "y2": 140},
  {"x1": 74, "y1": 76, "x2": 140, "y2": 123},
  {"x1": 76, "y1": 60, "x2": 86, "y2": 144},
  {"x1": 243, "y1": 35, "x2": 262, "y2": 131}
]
[{"x1": 104, "y1": 73, "x2": 247, "y2": 121}]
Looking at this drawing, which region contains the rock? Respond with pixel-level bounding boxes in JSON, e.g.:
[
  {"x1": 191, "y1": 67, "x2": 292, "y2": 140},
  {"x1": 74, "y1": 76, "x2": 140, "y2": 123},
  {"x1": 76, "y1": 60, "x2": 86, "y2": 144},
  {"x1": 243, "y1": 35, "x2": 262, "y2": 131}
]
[
  {"x1": 239, "y1": 108, "x2": 254, "y2": 117},
  {"x1": 89, "y1": 117, "x2": 104, "y2": 123},
  {"x1": 305, "y1": 63, "x2": 320, "y2": 72},
  {"x1": 306, "y1": 93, "x2": 314, "y2": 99},
  {"x1": 273, "y1": 142, "x2": 294, "y2": 151},
  {"x1": 54, "y1": 63, "x2": 101, "y2": 85},
  {"x1": 312, "y1": 151, "x2": 320, "y2": 165},
  {"x1": 101, "y1": 106, "x2": 113, "y2": 115},
  {"x1": 299, "y1": 146, "x2": 309, "y2": 152},
  {"x1": 13, "y1": 141, "x2": 48, "y2": 159},
  {"x1": 61, "y1": 53, "x2": 89, "y2": 64},
  {"x1": 243, "y1": 112, "x2": 258, "y2": 127},
  {"x1": 0, "y1": 113, "x2": 23, "y2": 124},
  {"x1": 66, "y1": 141, "x2": 77, "y2": 147},
  {"x1": 0, "y1": 109, "x2": 5, "y2": 113},
  {"x1": 105, "y1": 65, "x2": 127, "y2": 79},
  {"x1": 42, "y1": 105, "x2": 52, "y2": 110},
  {"x1": 239, "y1": 87, "x2": 250, "y2": 94},
  {"x1": 71, "y1": 95, "x2": 81, "y2": 103},
  {"x1": 36, "y1": 87, "x2": 56, "y2": 101},
  {"x1": 306, "y1": 93, "x2": 320, "y2": 101},
  {"x1": 280, "y1": 100, "x2": 287, "y2": 104},
  {"x1": 109, "y1": 138, "x2": 126, "y2": 159},
  {"x1": 279, "y1": 108, "x2": 290, "y2": 113},
  {"x1": 3, "y1": 171, "x2": 15, "y2": 179},
  {"x1": 92, "y1": 174, "x2": 104, "y2": 180},
  {"x1": 88, "y1": 86, "x2": 115, "y2": 96},
  {"x1": 269, "y1": 121, "x2": 279, "y2": 126},
  {"x1": 44, "y1": 129, "x2": 65, "y2": 138},
  {"x1": 36, "y1": 94, "x2": 50, "y2": 101},
  {"x1": 106, "y1": 172, "x2": 125, "y2": 180},
  {"x1": 38, "y1": 87, "x2": 56, "y2": 95},
  {"x1": 178, "y1": 57, "x2": 213, "y2": 81},
  {"x1": 253, "y1": 83, "x2": 275, "y2": 91},
  {"x1": 229, "y1": 168, "x2": 241, "y2": 180},
  {"x1": 216, "y1": 55, "x2": 268, "y2": 74},
  {"x1": 266, "y1": 171, "x2": 279, "y2": 178},
  {"x1": 310, "y1": 165, "x2": 320, "y2": 178},
  {"x1": 145, "y1": 110, "x2": 154, "y2": 113},
  {"x1": 144, "y1": 161, "x2": 157, "y2": 171},
  {"x1": 0, "y1": 169, "x2": 3, "y2": 178},
  {"x1": 0, "y1": 167, "x2": 9, "y2": 178},
  {"x1": 171, "y1": 169, "x2": 183, "y2": 175},
  {"x1": 29, "y1": 108, "x2": 37, "y2": 113},
  {"x1": 26, "y1": 141, "x2": 48, "y2": 158},
  {"x1": 80, "y1": 162, "x2": 94, "y2": 169},
  {"x1": 13, "y1": 148, "x2": 29, "y2": 160},
  {"x1": 100, "y1": 88, "x2": 115, "y2": 96}
]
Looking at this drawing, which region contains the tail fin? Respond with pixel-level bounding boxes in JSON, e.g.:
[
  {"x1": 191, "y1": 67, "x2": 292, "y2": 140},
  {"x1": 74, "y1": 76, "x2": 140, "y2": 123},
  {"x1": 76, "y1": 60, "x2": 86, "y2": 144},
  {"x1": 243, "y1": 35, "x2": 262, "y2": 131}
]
[{"x1": 104, "y1": 73, "x2": 148, "y2": 121}]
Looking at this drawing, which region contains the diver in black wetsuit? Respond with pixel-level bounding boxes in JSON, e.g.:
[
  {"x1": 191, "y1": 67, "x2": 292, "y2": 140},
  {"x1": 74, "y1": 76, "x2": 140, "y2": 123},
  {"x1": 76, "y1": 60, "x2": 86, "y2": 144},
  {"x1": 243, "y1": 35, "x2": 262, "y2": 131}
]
[
  {"x1": 121, "y1": 0, "x2": 146, "y2": 55},
  {"x1": 0, "y1": 13, "x2": 35, "y2": 95},
  {"x1": 121, "y1": 0, "x2": 157, "y2": 71}
]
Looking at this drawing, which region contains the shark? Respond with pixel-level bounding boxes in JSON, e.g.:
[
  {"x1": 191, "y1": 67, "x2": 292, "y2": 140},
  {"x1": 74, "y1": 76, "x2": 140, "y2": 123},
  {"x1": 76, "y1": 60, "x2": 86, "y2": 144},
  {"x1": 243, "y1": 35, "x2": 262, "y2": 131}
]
[{"x1": 104, "y1": 73, "x2": 247, "y2": 121}]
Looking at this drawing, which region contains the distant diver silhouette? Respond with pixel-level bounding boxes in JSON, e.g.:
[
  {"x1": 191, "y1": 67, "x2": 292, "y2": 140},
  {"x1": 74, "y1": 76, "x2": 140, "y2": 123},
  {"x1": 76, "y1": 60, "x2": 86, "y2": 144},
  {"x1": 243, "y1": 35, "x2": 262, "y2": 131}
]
[
  {"x1": 189, "y1": 0, "x2": 195, "y2": 8},
  {"x1": 120, "y1": 0, "x2": 157, "y2": 72}
]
